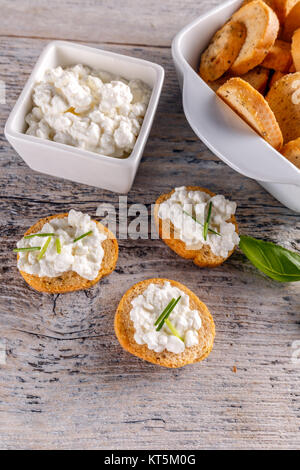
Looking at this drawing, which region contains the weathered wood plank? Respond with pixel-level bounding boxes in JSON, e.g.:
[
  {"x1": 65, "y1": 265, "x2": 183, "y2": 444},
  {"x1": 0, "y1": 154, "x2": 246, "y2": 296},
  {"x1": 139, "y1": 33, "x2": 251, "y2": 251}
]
[
  {"x1": 0, "y1": 3, "x2": 300, "y2": 450},
  {"x1": 1, "y1": 0, "x2": 221, "y2": 46}
]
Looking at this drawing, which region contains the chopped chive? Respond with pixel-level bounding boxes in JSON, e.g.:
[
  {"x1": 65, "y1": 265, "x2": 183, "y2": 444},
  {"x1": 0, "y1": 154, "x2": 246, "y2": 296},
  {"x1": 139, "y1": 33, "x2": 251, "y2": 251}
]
[
  {"x1": 56, "y1": 237, "x2": 61, "y2": 254},
  {"x1": 156, "y1": 296, "x2": 181, "y2": 332},
  {"x1": 203, "y1": 202, "x2": 213, "y2": 241},
  {"x1": 37, "y1": 236, "x2": 52, "y2": 261},
  {"x1": 164, "y1": 319, "x2": 184, "y2": 342},
  {"x1": 73, "y1": 230, "x2": 93, "y2": 243},
  {"x1": 183, "y1": 210, "x2": 220, "y2": 236},
  {"x1": 13, "y1": 246, "x2": 41, "y2": 253},
  {"x1": 24, "y1": 233, "x2": 56, "y2": 239},
  {"x1": 154, "y1": 298, "x2": 176, "y2": 326}
]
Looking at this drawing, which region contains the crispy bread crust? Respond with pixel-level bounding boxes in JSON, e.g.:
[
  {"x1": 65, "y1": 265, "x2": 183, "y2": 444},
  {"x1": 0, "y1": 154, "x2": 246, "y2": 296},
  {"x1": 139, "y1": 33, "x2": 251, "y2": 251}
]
[
  {"x1": 217, "y1": 77, "x2": 283, "y2": 149},
  {"x1": 261, "y1": 39, "x2": 292, "y2": 72},
  {"x1": 266, "y1": 72, "x2": 300, "y2": 142},
  {"x1": 269, "y1": 70, "x2": 285, "y2": 88},
  {"x1": 282, "y1": 2, "x2": 300, "y2": 40},
  {"x1": 281, "y1": 137, "x2": 300, "y2": 168},
  {"x1": 114, "y1": 278, "x2": 216, "y2": 368},
  {"x1": 199, "y1": 21, "x2": 246, "y2": 82},
  {"x1": 154, "y1": 186, "x2": 239, "y2": 268},
  {"x1": 206, "y1": 66, "x2": 270, "y2": 94},
  {"x1": 18, "y1": 213, "x2": 118, "y2": 293},
  {"x1": 243, "y1": 0, "x2": 298, "y2": 24},
  {"x1": 291, "y1": 28, "x2": 300, "y2": 71},
  {"x1": 273, "y1": 0, "x2": 299, "y2": 23},
  {"x1": 230, "y1": 0, "x2": 279, "y2": 75}
]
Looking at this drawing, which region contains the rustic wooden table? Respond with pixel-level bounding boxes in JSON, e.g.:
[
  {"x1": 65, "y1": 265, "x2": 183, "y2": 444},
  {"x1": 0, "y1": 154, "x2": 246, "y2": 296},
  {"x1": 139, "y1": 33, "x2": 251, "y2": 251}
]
[{"x1": 0, "y1": 0, "x2": 299, "y2": 450}]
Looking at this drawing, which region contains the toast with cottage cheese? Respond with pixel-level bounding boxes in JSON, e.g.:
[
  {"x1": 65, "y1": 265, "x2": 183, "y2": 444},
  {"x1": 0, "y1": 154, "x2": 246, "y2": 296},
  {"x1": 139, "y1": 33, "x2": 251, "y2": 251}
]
[
  {"x1": 17, "y1": 213, "x2": 118, "y2": 293},
  {"x1": 114, "y1": 278, "x2": 215, "y2": 368},
  {"x1": 154, "y1": 186, "x2": 239, "y2": 268}
]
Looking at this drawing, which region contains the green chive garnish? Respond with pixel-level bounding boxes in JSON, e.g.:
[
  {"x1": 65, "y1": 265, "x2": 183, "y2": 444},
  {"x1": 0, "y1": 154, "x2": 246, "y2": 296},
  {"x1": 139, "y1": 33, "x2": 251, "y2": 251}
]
[
  {"x1": 164, "y1": 319, "x2": 184, "y2": 342},
  {"x1": 56, "y1": 237, "x2": 61, "y2": 254},
  {"x1": 203, "y1": 202, "x2": 213, "y2": 241},
  {"x1": 183, "y1": 210, "x2": 220, "y2": 236},
  {"x1": 154, "y1": 298, "x2": 176, "y2": 327},
  {"x1": 37, "y1": 236, "x2": 52, "y2": 261},
  {"x1": 156, "y1": 296, "x2": 181, "y2": 332},
  {"x1": 13, "y1": 247, "x2": 41, "y2": 253},
  {"x1": 73, "y1": 230, "x2": 93, "y2": 243},
  {"x1": 24, "y1": 233, "x2": 56, "y2": 239}
]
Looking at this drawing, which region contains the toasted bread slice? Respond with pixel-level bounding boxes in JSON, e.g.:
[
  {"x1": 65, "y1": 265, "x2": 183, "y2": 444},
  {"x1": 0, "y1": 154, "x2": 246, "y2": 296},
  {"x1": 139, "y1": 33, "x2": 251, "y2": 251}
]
[
  {"x1": 281, "y1": 137, "x2": 300, "y2": 167},
  {"x1": 241, "y1": 66, "x2": 271, "y2": 93},
  {"x1": 261, "y1": 39, "x2": 292, "y2": 72},
  {"x1": 292, "y1": 28, "x2": 300, "y2": 70},
  {"x1": 269, "y1": 70, "x2": 285, "y2": 88},
  {"x1": 114, "y1": 278, "x2": 215, "y2": 368},
  {"x1": 273, "y1": 0, "x2": 299, "y2": 23},
  {"x1": 18, "y1": 213, "x2": 118, "y2": 293},
  {"x1": 266, "y1": 71, "x2": 300, "y2": 142},
  {"x1": 199, "y1": 21, "x2": 246, "y2": 81},
  {"x1": 207, "y1": 66, "x2": 270, "y2": 94},
  {"x1": 154, "y1": 186, "x2": 239, "y2": 268},
  {"x1": 282, "y1": 1, "x2": 300, "y2": 40},
  {"x1": 243, "y1": 0, "x2": 298, "y2": 24},
  {"x1": 230, "y1": 0, "x2": 279, "y2": 75},
  {"x1": 217, "y1": 77, "x2": 283, "y2": 149}
]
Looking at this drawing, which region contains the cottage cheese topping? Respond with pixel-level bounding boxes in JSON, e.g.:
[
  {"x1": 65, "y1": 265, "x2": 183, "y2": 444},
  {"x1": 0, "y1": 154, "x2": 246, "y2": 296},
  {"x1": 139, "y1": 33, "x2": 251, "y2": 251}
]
[
  {"x1": 25, "y1": 64, "x2": 151, "y2": 158},
  {"x1": 130, "y1": 281, "x2": 202, "y2": 354},
  {"x1": 17, "y1": 210, "x2": 106, "y2": 280},
  {"x1": 158, "y1": 186, "x2": 239, "y2": 258}
]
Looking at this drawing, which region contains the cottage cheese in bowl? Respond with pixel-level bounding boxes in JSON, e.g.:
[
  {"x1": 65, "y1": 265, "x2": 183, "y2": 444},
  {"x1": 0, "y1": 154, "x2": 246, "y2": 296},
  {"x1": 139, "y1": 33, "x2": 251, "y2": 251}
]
[
  {"x1": 25, "y1": 64, "x2": 151, "y2": 158},
  {"x1": 16, "y1": 209, "x2": 106, "y2": 280}
]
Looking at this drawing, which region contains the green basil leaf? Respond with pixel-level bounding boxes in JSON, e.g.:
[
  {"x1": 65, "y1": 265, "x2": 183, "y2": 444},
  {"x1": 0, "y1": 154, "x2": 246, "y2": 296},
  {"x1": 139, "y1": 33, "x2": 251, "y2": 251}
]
[{"x1": 239, "y1": 235, "x2": 300, "y2": 283}]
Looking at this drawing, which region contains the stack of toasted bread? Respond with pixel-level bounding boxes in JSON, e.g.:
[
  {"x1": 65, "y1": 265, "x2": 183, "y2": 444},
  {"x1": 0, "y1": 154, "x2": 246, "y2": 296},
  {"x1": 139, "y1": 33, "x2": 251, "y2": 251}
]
[{"x1": 199, "y1": 0, "x2": 300, "y2": 169}]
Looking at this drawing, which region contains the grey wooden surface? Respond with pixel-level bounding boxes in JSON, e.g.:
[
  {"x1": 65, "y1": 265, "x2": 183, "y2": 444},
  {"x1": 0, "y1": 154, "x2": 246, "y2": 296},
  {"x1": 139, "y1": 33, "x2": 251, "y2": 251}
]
[{"x1": 0, "y1": 0, "x2": 300, "y2": 450}]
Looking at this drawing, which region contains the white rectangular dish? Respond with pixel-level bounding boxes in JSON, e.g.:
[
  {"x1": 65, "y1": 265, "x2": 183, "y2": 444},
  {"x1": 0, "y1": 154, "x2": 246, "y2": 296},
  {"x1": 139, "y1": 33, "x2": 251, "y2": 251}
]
[
  {"x1": 172, "y1": 0, "x2": 300, "y2": 212},
  {"x1": 5, "y1": 41, "x2": 164, "y2": 193}
]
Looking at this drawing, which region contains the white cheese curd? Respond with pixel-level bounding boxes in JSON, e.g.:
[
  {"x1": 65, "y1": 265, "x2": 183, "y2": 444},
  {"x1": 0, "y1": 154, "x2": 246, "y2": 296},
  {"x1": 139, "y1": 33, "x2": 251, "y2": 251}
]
[
  {"x1": 130, "y1": 281, "x2": 202, "y2": 354},
  {"x1": 25, "y1": 64, "x2": 151, "y2": 158},
  {"x1": 17, "y1": 210, "x2": 106, "y2": 280},
  {"x1": 158, "y1": 186, "x2": 239, "y2": 258}
]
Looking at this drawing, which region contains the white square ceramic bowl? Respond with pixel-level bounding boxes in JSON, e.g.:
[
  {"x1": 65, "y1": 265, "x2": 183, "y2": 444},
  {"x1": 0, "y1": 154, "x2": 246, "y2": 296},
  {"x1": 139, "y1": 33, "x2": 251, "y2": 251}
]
[
  {"x1": 172, "y1": 0, "x2": 300, "y2": 212},
  {"x1": 5, "y1": 41, "x2": 164, "y2": 194}
]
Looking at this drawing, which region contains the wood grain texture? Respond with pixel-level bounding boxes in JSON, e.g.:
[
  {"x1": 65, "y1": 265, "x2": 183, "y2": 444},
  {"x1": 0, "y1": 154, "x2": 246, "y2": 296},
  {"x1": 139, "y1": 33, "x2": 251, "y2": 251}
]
[
  {"x1": 0, "y1": 0, "x2": 221, "y2": 46},
  {"x1": 0, "y1": 0, "x2": 300, "y2": 450}
]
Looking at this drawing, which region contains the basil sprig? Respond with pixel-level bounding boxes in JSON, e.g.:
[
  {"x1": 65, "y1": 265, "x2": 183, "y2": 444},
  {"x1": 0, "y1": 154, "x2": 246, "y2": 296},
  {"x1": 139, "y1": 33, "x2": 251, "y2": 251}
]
[{"x1": 239, "y1": 235, "x2": 300, "y2": 282}]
